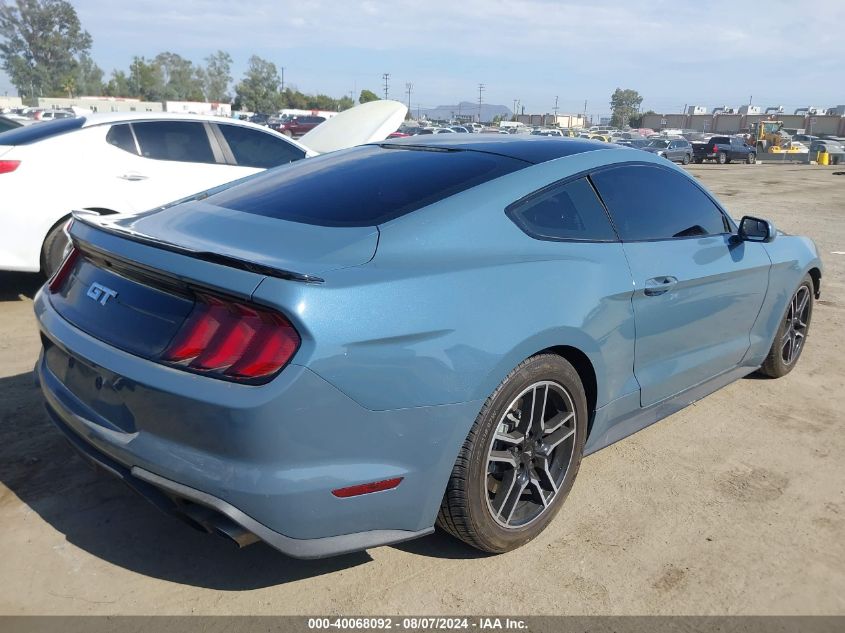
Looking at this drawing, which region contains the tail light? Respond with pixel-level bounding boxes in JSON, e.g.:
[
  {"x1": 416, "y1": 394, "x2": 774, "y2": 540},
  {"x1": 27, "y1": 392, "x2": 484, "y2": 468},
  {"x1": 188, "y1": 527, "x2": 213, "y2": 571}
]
[
  {"x1": 161, "y1": 293, "x2": 300, "y2": 382},
  {"x1": 0, "y1": 160, "x2": 20, "y2": 174},
  {"x1": 48, "y1": 247, "x2": 79, "y2": 293}
]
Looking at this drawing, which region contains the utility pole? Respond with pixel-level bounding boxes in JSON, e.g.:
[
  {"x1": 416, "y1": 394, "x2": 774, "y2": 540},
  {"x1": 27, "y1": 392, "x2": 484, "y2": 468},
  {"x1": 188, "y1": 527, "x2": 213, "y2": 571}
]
[
  {"x1": 553, "y1": 96, "x2": 559, "y2": 127},
  {"x1": 280, "y1": 67, "x2": 285, "y2": 92},
  {"x1": 478, "y1": 83, "x2": 485, "y2": 123},
  {"x1": 405, "y1": 83, "x2": 413, "y2": 115},
  {"x1": 382, "y1": 73, "x2": 390, "y2": 100}
]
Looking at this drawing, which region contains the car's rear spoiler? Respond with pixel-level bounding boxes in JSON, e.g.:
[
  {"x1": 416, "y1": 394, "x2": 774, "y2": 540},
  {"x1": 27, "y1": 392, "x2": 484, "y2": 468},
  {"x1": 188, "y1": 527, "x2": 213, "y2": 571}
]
[{"x1": 70, "y1": 210, "x2": 325, "y2": 284}]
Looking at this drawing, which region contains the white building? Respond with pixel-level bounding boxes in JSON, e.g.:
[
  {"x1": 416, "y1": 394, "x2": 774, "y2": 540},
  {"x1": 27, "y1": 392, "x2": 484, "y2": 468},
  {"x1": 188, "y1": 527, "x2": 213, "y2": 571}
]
[
  {"x1": 164, "y1": 101, "x2": 232, "y2": 116},
  {"x1": 37, "y1": 96, "x2": 163, "y2": 113}
]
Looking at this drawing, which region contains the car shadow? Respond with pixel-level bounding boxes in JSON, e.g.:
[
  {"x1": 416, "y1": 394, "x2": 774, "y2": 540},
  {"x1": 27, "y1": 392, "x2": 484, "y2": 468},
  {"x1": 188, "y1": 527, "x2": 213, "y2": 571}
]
[
  {"x1": 0, "y1": 272, "x2": 43, "y2": 301},
  {"x1": 0, "y1": 370, "x2": 375, "y2": 589}
]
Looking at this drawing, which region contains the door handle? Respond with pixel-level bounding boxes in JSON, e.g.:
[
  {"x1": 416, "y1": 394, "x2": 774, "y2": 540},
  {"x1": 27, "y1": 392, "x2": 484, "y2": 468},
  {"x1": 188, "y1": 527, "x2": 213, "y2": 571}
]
[
  {"x1": 644, "y1": 276, "x2": 678, "y2": 296},
  {"x1": 118, "y1": 172, "x2": 148, "y2": 181}
]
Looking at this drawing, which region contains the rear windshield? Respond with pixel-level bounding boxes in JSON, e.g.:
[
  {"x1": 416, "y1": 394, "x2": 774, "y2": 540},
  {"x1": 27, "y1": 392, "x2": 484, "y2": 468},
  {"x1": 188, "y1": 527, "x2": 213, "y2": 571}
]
[
  {"x1": 711, "y1": 137, "x2": 730, "y2": 144},
  {"x1": 0, "y1": 116, "x2": 85, "y2": 145},
  {"x1": 206, "y1": 144, "x2": 529, "y2": 227}
]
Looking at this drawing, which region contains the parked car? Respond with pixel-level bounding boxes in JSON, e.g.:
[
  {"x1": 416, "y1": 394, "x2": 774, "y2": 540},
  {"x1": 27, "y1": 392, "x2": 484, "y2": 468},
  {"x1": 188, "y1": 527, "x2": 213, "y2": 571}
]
[
  {"x1": 36, "y1": 136, "x2": 821, "y2": 558},
  {"x1": 642, "y1": 138, "x2": 693, "y2": 164},
  {"x1": 275, "y1": 115, "x2": 327, "y2": 137},
  {"x1": 589, "y1": 133, "x2": 613, "y2": 143},
  {"x1": 791, "y1": 134, "x2": 818, "y2": 144},
  {"x1": 0, "y1": 116, "x2": 22, "y2": 133},
  {"x1": 248, "y1": 113, "x2": 271, "y2": 126},
  {"x1": 0, "y1": 101, "x2": 408, "y2": 276},
  {"x1": 38, "y1": 109, "x2": 75, "y2": 121},
  {"x1": 531, "y1": 129, "x2": 564, "y2": 137},
  {"x1": 692, "y1": 136, "x2": 756, "y2": 164},
  {"x1": 432, "y1": 127, "x2": 456, "y2": 134},
  {"x1": 615, "y1": 138, "x2": 650, "y2": 149},
  {"x1": 450, "y1": 126, "x2": 470, "y2": 133}
]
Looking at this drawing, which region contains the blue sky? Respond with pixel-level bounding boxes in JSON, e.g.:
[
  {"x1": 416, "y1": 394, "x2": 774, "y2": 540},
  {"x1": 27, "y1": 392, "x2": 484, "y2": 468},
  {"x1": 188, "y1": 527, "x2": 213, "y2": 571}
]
[{"x1": 2, "y1": 0, "x2": 843, "y2": 118}]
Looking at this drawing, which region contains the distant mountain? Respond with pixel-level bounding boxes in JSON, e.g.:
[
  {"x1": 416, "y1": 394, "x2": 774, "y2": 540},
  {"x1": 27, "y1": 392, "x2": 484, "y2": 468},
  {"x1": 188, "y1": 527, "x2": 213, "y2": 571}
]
[{"x1": 416, "y1": 101, "x2": 512, "y2": 123}]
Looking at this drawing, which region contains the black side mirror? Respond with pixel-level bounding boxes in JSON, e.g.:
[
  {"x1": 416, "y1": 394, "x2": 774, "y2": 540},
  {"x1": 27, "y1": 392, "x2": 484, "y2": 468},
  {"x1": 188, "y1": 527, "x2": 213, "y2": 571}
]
[{"x1": 738, "y1": 216, "x2": 776, "y2": 243}]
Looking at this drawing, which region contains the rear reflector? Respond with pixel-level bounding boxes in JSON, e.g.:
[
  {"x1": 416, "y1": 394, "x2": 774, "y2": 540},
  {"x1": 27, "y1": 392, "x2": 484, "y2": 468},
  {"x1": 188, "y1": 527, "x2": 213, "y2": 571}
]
[
  {"x1": 161, "y1": 293, "x2": 300, "y2": 381},
  {"x1": 332, "y1": 477, "x2": 404, "y2": 498},
  {"x1": 48, "y1": 247, "x2": 79, "y2": 293},
  {"x1": 0, "y1": 160, "x2": 20, "y2": 174}
]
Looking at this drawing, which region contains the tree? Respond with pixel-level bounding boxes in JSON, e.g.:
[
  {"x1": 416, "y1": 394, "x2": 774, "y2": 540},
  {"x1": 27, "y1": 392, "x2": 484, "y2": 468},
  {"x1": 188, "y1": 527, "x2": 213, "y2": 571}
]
[
  {"x1": 0, "y1": 0, "x2": 93, "y2": 100},
  {"x1": 127, "y1": 56, "x2": 164, "y2": 101},
  {"x1": 610, "y1": 88, "x2": 643, "y2": 128},
  {"x1": 358, "y1": 89, "x2": 378, "y2": 104},
  {"x1": 234, "y1": 55, "x2": 281, "y2": 112},
  {"x1": 203, "y1": 50, "x2": 232, "y2": 102},
  {"x1": 73, "y1": 52, "x2": 103, "y2": 96},
  {"x1": 104, "y1": 69, "x2": 129, "y2": 97},
  {"x1": 154, "y1": 51, "x2": 204, "y2": 101}
]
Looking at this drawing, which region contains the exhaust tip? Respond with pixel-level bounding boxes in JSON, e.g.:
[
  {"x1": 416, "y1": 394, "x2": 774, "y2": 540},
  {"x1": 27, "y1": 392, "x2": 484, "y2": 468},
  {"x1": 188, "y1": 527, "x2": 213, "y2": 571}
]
[{"x1": 211, "y1": 517, "x2": 260, "y2": 548}]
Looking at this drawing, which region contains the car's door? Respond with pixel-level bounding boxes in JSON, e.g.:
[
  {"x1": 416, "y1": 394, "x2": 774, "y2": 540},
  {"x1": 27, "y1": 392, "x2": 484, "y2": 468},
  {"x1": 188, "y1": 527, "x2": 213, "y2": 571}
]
[
  {"x1": 212, "y1": 123, "x2": 308, "y2": 180},
  {"x1": 591, "y1": 163, "x2": 771, "y2": 407},
  {"x1": 668, "y1": 140, "x2": 682, "y2": 161},
  {"x1": 729, "y1": 137, "x2": 743, "y2": 160},
  {"x1": 105, "y1": 120, "x2": 240, "y2": 212}
]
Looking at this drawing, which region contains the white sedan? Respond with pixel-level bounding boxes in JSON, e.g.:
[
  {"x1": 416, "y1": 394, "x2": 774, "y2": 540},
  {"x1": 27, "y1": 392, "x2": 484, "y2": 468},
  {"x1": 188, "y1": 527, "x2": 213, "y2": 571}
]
[{"x1": 0, "y1": 101, "x2": 406, "y2": 275}]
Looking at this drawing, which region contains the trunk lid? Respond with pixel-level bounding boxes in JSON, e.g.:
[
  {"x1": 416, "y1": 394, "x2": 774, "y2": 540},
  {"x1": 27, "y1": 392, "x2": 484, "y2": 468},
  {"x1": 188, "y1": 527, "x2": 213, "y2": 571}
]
[
  {"x1": 52, "y1": 204, "x2": 376, "y2": 368},
  {"x1": 86, "y1": 200, "x2": 380, "y2": 278},
  {"x1": 298, "y1": 100, "x2": 407, "y2": 154}
]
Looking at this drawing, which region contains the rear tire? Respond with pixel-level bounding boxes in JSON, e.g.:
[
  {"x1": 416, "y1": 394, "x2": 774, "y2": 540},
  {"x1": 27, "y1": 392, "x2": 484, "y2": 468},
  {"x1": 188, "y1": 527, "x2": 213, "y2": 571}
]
[
  {"x1": 41, "y1": 221, "x2": 71, "y2": 278},
  {"x1": 694, "y1": 157, "x2": 703, "y2": 164},
  {"x1": 758, "y1": 274, "x2": 814, "y2": 378},
  {"x1": 437, "y1": 354, "x2": 587, "y2": 553},
  {"x1": 682, "y1": 153, "x2": 691, "y2": 165},
  {"x1": 717, "y1": 152, "x2": 727, "y2": 164}
]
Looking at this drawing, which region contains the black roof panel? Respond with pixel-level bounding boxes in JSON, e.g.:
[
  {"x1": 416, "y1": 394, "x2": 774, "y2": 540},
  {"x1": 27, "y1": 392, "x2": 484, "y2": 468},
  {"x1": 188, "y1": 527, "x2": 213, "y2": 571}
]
[{"x1": 377, "y1": 134, "x2": 612, "y2": 164}]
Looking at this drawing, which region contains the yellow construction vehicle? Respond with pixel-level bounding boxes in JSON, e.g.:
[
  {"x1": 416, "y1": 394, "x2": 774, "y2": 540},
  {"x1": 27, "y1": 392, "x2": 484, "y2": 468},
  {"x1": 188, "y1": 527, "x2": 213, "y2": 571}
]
[{"x1": 750, "y1": 119, "x2": 789, "y2": 153}]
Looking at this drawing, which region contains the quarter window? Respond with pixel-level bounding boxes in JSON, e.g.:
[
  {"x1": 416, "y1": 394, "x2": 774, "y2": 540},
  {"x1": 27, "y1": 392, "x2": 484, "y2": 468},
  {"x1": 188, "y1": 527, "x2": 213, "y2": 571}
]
[
  {"x1": 217, "y1": 124, "x2": 306, "y2": 168},
  {"x1": 132, "y1": 121, "x2": 216, "y2": 164},
  {"x1": 106, "y1": 124, "x2": 137, "y2": 155},
  {"x1": 591, "y1": 164, "x2": 728, "y2": 240},
  {"x1": 507, "y1": 177, "x2": 617, "y2": 241}
]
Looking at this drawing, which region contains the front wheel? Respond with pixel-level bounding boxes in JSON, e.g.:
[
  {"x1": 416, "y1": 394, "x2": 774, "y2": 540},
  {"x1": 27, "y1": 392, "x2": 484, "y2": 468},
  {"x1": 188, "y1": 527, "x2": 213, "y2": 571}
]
[
  {"x1": 758, "y1": 275, "x2": 814, "y2": 378},
  {"x1": 437, "y1": 354, "x2": 587, "y2": 553},
  {"x1": 746, "y1": 152, "x2": 756, "y2": 164}
]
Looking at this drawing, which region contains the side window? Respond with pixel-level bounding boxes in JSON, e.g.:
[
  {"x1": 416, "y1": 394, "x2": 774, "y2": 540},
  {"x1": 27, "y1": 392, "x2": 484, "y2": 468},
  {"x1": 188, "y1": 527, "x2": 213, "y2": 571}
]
[
  {"x1": 132, "y1": 121, "x2": 216, "y2": 164},
  {"x1": 217, "y1": 125, "x2": 306, "y2": 168},
  {"x1": 105, "y1": 124, "x2": 137, "y2": 155},
  {"x1": 506, "y1": 177, "x2": 617, "y2": 242},
  {"x1": 591, "y1": 165, "x2": 728, "y2": 241}
]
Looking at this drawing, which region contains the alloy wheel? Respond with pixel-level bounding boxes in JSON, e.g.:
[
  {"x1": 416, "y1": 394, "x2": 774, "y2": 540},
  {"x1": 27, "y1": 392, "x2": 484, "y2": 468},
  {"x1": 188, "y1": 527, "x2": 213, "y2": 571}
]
[
  {"x1": 484, "y1": 381, "x2": 577, "y2": 529},
  {"x1": 782, "y1": 286, "x2": 810, "y2": 365}
]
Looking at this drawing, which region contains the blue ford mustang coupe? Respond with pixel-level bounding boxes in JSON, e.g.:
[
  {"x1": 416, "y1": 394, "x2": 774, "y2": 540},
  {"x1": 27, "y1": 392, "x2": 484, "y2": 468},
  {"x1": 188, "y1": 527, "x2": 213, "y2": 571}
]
[{"x1": 35, "y1": 136, "x2": 821, "y2": 557}]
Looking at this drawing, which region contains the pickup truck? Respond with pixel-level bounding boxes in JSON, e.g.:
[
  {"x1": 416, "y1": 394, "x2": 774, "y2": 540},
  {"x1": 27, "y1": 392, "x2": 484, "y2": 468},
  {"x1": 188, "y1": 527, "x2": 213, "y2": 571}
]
[
  {"x1": 274, "y1": 115, "x2": 327, "y2": 137},
  {"x1": 692, "y1": 136, "x2": 757, "y2": 164}
]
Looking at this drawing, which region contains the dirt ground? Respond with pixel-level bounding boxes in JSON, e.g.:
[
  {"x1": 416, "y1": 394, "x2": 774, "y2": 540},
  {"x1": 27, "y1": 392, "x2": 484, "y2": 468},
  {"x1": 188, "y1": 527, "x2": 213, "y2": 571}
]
[{"x1": 0, "y1": 164, "x2": 843, "y2": 616}]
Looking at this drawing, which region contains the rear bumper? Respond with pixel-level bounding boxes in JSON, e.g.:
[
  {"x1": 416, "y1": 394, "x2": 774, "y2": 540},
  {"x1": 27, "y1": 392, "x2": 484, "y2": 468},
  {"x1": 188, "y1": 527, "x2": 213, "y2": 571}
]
[
  {"x1": 42, "y1": 397, "x2": 432, "y2": 558},
  {"x1": 34, "y1": 288, "x2": 481, "y2": 557}
]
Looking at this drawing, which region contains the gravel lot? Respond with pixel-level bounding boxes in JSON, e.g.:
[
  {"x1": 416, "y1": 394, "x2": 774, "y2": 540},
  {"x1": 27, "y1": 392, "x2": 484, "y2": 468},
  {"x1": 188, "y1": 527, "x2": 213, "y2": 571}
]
[{"x1": 0, "y1": 164, "x2": 843, "y2": 616}]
